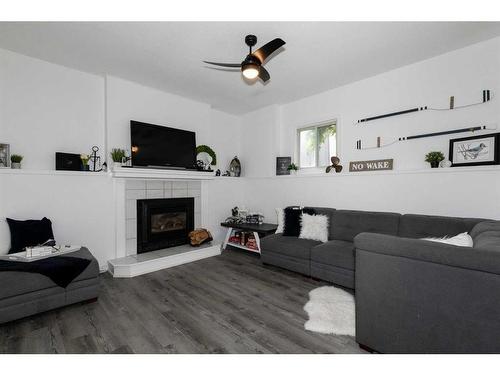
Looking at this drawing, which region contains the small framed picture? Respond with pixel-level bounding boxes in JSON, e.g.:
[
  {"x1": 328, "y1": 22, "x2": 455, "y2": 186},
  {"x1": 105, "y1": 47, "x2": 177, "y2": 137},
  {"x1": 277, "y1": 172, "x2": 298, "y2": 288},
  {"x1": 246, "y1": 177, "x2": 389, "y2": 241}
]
[
  {"x1": 276, "y1": 156, "x2": 291, "y2": 175},
  {"x1": 0, "y1": 143, "x2": 10, "y2": 168},
  {"x1": 449, "y1": 133, "x2": 499, "y2": 167}
]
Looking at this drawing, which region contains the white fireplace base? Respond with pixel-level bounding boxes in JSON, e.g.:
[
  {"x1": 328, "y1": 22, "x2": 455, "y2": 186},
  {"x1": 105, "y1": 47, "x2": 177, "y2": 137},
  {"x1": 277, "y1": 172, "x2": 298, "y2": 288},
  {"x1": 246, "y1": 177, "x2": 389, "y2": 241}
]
[{"x1": 107, "y1": 242, "x2": 221, "y2": 278}]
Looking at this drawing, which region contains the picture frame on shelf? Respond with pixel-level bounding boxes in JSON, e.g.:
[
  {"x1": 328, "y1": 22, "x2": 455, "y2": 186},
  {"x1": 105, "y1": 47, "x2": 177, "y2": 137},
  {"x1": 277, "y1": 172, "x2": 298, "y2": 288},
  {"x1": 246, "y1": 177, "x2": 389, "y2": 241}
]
[
  {"x1": 276, "y1": 156, "x2": 291, "y2": 175},
  {"x1": 449, "y1": 133, "x2": 499, "y2": 167},
  {"x1": 0, "y1": 143, "x2": 10, "y2": 168}
]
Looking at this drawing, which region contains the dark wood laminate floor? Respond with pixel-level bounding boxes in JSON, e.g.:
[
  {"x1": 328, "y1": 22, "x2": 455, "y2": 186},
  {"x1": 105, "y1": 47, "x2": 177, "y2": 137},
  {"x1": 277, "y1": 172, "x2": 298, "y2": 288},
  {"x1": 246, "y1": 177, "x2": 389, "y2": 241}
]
[{"x1": 0, "y1": 249, "x2": 365, "y2": 354}]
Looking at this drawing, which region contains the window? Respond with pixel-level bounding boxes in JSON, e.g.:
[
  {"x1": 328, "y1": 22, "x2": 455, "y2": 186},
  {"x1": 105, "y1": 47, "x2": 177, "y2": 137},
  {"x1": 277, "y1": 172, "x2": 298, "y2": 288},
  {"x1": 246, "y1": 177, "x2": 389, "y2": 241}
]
[{"x1": 297, "y1": 121, "x2": 337, "y2": 168}]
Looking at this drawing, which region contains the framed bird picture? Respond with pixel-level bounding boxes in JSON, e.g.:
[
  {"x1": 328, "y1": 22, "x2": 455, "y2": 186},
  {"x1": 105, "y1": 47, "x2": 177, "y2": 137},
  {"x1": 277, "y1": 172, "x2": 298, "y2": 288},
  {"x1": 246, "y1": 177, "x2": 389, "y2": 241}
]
[{"x1": 449, "y1": 133, "x2": 500, "y2": 167}]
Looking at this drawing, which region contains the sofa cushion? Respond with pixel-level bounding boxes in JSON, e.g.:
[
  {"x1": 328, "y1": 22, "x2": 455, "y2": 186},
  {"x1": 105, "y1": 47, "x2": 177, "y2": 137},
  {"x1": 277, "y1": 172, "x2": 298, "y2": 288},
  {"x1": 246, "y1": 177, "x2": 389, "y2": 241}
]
[
  {"x1": 304, "y1": 207, "x2": 336, "y2": 240},
  {"x1": 398, "y1": 214, "x2": 484, "y2": 239},
  {"x1": 260, "y1": 233, "x2": 320, "y2": 260},
  {"x1": 6, "y1": 217, "x2": 55, "y2": 253},
  {"x1": 311, "y1": 240, "x2": 355, "y2": 270},
  {"x1": 469, "y1": 221, "x2": 500, "y2": 252},
  {"x1": 331, "y1": 210, "x2": 400, "y2": 242},
  {"x1": 283, "y1": 206, "x2": 302, "y2": 236},
  {"x1": 470, "y1": 220, "x2": 500, "y2": 239}
]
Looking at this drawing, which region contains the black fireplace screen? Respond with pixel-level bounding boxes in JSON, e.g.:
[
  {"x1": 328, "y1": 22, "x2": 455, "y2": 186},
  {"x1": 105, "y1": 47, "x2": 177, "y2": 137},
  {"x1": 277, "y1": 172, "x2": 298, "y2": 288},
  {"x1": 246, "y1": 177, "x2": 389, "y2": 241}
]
[{"x1": 137, "y1": 198, "x2": 194, "y2": 253}]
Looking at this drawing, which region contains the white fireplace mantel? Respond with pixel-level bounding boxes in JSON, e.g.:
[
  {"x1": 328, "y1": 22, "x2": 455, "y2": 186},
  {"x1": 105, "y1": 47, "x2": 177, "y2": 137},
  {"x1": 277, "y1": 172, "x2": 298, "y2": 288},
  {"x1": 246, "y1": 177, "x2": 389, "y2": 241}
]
[{"x1": 111, "y1": 166, "x2": 215, "y2": 180}]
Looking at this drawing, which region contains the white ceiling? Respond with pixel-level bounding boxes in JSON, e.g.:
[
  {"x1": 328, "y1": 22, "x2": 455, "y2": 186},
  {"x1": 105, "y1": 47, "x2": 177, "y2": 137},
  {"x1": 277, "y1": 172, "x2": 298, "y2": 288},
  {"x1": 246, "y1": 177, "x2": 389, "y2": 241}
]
[{"x1": 1, "y1": 22, "x2": 500, "y2": 114}]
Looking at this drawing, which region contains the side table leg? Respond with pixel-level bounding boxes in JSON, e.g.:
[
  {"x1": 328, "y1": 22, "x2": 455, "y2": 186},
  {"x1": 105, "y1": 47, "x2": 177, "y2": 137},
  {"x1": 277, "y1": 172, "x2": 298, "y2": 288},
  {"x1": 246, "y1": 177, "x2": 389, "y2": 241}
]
[
  {"x1": 222, "y1": 227, "x2": 233, "y2": 251},
  {"x1": 253, "y1": 232, "x2": 261, "y2": 253}
]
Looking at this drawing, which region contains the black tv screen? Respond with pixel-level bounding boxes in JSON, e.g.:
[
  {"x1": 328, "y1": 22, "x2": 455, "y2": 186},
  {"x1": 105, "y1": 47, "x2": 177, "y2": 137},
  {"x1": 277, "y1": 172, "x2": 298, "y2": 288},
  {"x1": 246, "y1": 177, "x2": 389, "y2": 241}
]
[{"x1": 131, "y1": 121, "x2": 196, "y2": 169}]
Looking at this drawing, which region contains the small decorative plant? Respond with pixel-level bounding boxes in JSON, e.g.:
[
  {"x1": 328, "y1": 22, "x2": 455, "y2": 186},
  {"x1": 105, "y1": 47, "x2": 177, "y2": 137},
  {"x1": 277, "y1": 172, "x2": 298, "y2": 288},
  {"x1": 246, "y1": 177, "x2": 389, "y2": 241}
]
[
  {"x1": 287, "y1": 163, "x2": 299, "y2": 172},
  {"x1": 80, "y1": 154, "x2": 90, "y2": 170},
  {"x1": 10, "y1": 154, "x2": 23, "y2": 169},
  {"x1": 110, "y1": 148, "x2": 127, "y2": 163},
  {"x1": 10, "y1": 154, "x2": 23, "y2": 163},
  {"x1": 425, "y1": 151, "x2": 445, "y2": 168}
]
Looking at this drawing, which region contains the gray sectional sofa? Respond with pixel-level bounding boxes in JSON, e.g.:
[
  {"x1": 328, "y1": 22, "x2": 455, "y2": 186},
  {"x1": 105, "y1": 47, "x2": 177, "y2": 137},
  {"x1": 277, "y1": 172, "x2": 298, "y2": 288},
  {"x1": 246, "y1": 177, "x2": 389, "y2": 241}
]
[
  {"x1": 260, "y1": 207, "x2": 500, "y2": 353},
  {"x1": 0, "y1": 247, "x2": 100, "y2": 324},
  {"x1": 261, "y1": 207, "x2": 408, "y2": 289}
]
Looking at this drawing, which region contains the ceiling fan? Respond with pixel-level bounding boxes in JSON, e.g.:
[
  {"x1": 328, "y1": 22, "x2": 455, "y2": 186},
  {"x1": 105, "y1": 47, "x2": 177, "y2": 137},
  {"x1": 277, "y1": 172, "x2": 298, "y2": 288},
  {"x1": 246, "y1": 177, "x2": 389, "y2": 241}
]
[{"x1": 203, "y1": 34, "x2": 286, "y2": 83}]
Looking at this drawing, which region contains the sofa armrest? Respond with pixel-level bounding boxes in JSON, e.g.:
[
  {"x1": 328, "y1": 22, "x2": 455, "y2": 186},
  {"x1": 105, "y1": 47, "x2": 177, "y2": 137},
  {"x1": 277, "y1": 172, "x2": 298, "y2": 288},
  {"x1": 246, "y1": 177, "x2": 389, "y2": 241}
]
[{"x1": 354, "y1": 232, "x2": 500, "y2": 275}]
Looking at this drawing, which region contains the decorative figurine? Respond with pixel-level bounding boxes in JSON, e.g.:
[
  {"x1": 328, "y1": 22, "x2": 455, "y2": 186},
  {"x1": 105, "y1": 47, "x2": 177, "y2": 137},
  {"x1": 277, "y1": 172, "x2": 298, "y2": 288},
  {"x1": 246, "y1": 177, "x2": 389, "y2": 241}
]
[
  {"x1": 229, "y1": 156, "x2": 241, "y2": 177},
  {"x1": 89, "y1": 146, "x2": 102, "y2": 172},
  {"x1": 215, "y1": 169, "x2": 221, "y2": 176},
  {"x1": 326, "y1": 156, "x2": 343, "y2": 173}
]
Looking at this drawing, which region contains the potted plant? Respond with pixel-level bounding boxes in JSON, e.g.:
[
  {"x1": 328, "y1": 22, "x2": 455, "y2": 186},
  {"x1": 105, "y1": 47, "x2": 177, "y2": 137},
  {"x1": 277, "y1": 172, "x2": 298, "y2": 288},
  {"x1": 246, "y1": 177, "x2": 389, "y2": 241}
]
[
  {"x1": 425, "y1": 151, "x2": 445, "y2": 168},
  {"x1": 80, "y1": 154, "x2": 90, "y2": 171},
  {"x1": 287, "y1": 163, "x2": 299, "y2": 175},
  {"x1": 110, "y1": 148, "x2": 127, "y2": 168},
  {"x1": 10, "y1": 154, "x2": 23, "y2": 169}
]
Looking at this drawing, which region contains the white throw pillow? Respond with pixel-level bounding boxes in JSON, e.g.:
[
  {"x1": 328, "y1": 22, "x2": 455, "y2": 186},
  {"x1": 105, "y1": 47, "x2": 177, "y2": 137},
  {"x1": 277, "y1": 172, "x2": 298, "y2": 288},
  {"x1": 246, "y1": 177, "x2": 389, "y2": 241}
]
[
  {"x1": 300, "y1": 213, "x2": 329, "y2": 243},
  {"x1": 275, "y1": 208, "x2": 284, "y2": 233},
  {"x1": 422, "y1": 232, "x2": 473, "y2": 247}
]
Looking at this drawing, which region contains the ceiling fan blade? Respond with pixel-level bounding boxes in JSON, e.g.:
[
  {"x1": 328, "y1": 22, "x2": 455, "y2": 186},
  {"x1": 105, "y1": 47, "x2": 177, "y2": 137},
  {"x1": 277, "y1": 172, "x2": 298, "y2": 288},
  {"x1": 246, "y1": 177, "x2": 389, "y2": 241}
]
[
  {"x1": 203, "y1": 61, "x2": 241, "y2": 68},
  {"x1": 253, "y1": 38, "x2": 286, "y2": 64},
  {"x1": 259, "y1": 66, "x2": 270, "y2": 82}
]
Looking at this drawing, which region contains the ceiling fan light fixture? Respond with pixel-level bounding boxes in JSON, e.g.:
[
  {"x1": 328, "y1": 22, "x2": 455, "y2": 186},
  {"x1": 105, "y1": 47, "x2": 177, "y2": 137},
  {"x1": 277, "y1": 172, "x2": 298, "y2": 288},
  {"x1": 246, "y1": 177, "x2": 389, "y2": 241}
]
[{"x1": 242, "y1": 63, "x2": 259, "y2": 80}]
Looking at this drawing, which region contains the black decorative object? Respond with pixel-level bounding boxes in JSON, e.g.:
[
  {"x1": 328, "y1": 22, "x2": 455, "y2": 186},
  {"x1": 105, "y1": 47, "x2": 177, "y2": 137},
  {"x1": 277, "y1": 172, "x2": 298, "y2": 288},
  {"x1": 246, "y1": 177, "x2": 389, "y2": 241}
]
[
  {"x1": 215, "y1": 169, "x2": 221, "y2": 176},
  {"x1": 55, "y1": 152, "x2": 83, "y2": 171},
  {"x1": 229, "y1": 156, "x2": 241, "y2": 177},
  {"x1": 356, "y1": 125, "x2": 492, "y2": 150},
  {"x1": 357, "y1": 90, "x2": 492, "y2": 124},
  {"x1": 449, "y1": 133, "x2": 499, "y2": 167},
  {"x1": 399, "y1": 126, "x2": 489, "y2": 142},
  {"x1": 276, "y1": 157, "x2": 291, "y2": 175},
  {"x1": 6, "y1": 217, "x2": 55, "y2": 253},
  {"x1": 89, "y1": 146, "x2": 102, "y2": 172},
  {"x1": 358, "y1": 106, "x2": 427, "y2": 124}
]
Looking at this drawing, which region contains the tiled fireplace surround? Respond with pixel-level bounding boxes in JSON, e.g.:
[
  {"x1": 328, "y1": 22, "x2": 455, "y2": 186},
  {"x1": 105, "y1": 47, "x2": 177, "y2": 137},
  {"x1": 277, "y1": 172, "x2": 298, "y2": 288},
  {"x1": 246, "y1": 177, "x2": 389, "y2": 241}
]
[{"x1": 124, "y1": 179, "x2": 202, "y2": 256}]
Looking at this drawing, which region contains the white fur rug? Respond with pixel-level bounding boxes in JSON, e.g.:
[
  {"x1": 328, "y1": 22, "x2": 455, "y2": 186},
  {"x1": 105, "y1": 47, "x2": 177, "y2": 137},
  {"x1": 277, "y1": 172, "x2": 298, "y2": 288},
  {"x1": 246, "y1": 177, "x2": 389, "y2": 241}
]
[{"x1": 303, "y1": 285, "x2": 355, "y2": 336}]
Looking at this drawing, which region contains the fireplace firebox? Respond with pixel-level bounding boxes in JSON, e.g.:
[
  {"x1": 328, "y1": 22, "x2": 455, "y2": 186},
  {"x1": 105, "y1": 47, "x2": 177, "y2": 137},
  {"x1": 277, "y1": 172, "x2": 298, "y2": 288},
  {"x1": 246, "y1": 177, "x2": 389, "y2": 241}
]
[{"x1": 137, "y1": 198, "x2": 194, "y2": 253}]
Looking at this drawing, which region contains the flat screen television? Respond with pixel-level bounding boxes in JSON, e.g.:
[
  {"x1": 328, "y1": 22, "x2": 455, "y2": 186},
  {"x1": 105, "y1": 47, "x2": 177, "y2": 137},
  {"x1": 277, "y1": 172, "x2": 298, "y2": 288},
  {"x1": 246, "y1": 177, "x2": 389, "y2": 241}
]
[{"x1": 131, "y1": 121, "x2": 196, "y2": 169}]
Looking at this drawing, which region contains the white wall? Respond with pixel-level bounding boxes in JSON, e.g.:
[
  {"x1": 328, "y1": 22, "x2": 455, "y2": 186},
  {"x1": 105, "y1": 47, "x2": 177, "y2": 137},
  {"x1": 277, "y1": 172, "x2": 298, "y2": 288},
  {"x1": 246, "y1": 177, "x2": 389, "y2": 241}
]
[
  {"x1": 0, "y1": 172, "x2": 115, "y2": 267},
  {"x1": 240, "y1": 105, "x2": 280, "y2": 177},
  {"x1": 0, "y1": 49, "x2": 105, "y2": 170},
  {"x1": 240, "y1": 37, "x2": 500, "y2": 222},
  {"x1": 0, "y1": 50, "x2": 111, "y2": 269}
]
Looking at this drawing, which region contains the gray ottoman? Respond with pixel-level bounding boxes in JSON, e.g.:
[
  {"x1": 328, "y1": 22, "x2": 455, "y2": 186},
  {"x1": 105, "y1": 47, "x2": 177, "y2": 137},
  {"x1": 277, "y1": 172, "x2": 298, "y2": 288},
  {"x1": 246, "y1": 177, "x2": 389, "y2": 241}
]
[{"x1": 0, "y1": 247, "x2": 99, "y2": 324}]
